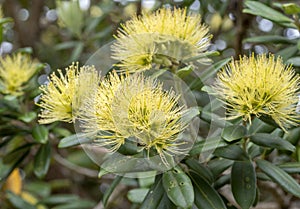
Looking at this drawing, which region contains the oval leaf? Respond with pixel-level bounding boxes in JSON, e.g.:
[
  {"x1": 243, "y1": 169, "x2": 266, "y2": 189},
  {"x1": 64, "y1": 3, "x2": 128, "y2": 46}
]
[
  {"x1": 231, "y1": 161, "x2": 257, "y2": 209},
  {"x1": 162, "y1": 167, "x2": 194, "y2": 208},
  {"x1": 127, "y1": 188, "x2": 149, "y2": 203},
  {"x1": 102, "y1": 176, "x2": 123, "y2": 207},
  {"x1": 256, "y1": 159, "x2": 300, "y2": 198},
  {"x1": 58, "y1": 133, "x2": 94, "y2": 148},
  {"x1": 244, "y1": 1, "x2": 295, "y2": 27},
  {"x1": 214, "y1": 144, "x2": 249, "y2": 161},
  {"x1": 190, "y1": 172, "x2": 227, "y2": 209},
  {"x1": 34, "y1": 142, "x2": 51, "y2": 178},
  {"x1": 140, "y1": 175, "x2": 164, "y2": 209},
  {"x1": 185, "y1": 158, "x2": 214, "y2": 183},
  {"x1": 32, "y1": 125, "x2": 48, "y2": 144},
  {"x1": 250, "y1": 133, "x2": 295, "y2": 152},
  {"x1": 221, "y1": 125, "x2": 246, "y2": 142}
]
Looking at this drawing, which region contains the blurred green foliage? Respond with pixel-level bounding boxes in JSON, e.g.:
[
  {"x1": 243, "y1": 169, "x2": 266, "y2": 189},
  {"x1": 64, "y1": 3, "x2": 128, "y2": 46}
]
[{"x1": 0, "y1": 0, "x2": 299, "y2": 209}]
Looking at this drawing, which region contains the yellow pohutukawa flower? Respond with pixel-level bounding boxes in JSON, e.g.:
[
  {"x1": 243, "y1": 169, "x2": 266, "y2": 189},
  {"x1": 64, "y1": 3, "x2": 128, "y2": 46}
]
[
  {"x1": 214, "y1": 54, "x2": 300, "y2": 130},
  {"x1": 79, "y1": 72, "x2": 187, "y2": 164},
  {"x1": 0, "y1": 53, "x2": 39, "y2": 96},
  {"x1": 38, "y1": 63, "x2": 99, "y2": 124},
  {"x1": 112, "y1": 7, "x2": 211, "y2": 72}
]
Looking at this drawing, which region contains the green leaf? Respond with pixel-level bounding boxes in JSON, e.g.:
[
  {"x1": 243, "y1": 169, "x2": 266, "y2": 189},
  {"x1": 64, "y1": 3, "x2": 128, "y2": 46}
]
[
  {"x1": 190, "y1": 172, "x2": 227, "y2": 209},
  {"x1": 140, "y1": 175, "x2": 165, "y2": 209},
  {"x1": 32, "y1": 125, "x2": 49, "y2": 144},
  {"x1": 248, "y1": 118, "x2": 276, "y2": 134},
  {"x1": 25, "y1": 182, "x2": 51, "y2": 198},
  {"x1": 58, "y1": 133, "x2": 94, "y2": 148},
  {"x1": 250, "y1": 133, "x2": 295, "y2": 152},
  {"x1": 34, "y1": 142, "x2": 51, "y2": 178},
  {"x1": 200, "y1": 58, "x2": 231, "y2": 82},
  {"x1": 208, "y1": 158, "x2": 233, "y2": 178},
  {"x1": 278, "y1": 162, "x2": 300, "y2": 174},
  {"x1": 51, "y1": 200, "x2": 95, "y2": 209},
  {"x1": 176, "y1": 65, "x2": 193, "y2": 78},
  {"x1": 127, "y1": 188, "x2": 149, "y2": 203},
  {"x1": 68, "y1": 42, "x2": 84, "y2": 63},
  {"x1": 40, "y1": 194, "x2": 79, "y2": 204},
  {"x1": 231, "y1": 161, "x2": 256, "y2": 209},
  {"x1": 6, "y1": 191, "x2": 36, "y2": 209},
  {"x1": 181, "y1": 107, "x2": 200, "y2": 124},
  {"x1": 282, "y1": 3, "x2": 300, "y2": 15},
  {"x1": 54, "y1": 41, "x2": 79, "y2": 50},
  {"x1": 286, "y1": 57, "x2": 300, "y2": 66},
  {"x1": 214, "y1": 145, "x2": 249, "y2": 161},
  {"x1": 243, "y1": 1, "x2": 296, "y2": 28},
  {"x1": 185, "y1": 159, "x2": 214, "y2": 183},
  {"x1": 214, "y1": 174, "x2": 231, "y2": 190},
  {"x1": 276, "y1": 46, "x2": 298, "y2": 61},
  {"x1": 137, "y1": 171, "x2": 156, "y2": 187},
  {"x1": 284, "y1": 127, "x2": 300, "y2": 144},
  {"x1": 221, "y1": 125, "x2": 246, "y2": 142},
  {"x1": 200, "y1": 111, "x2": 232, "y2": 128},
  {"x1": 18, "y1": 111, "x2": 37, "y2": 123},
  {"x1": 256, "y1": 159, "x2": 300, "y2": 198},
  {"x1": 162, "y1": 167, "x2": 194, "y2": 208},
  {"x1": 189, "y1": 137, "x2": 227, "y2": 156},
  {"x1": 103, "y1": 176, "x2": 123, "y2": 207},
  {"x1": 156, "y1": 193, "x2": 177, "y2": 209},
  {"x1": 243, "y1": 35, "x2": 296, "y2": 44}
]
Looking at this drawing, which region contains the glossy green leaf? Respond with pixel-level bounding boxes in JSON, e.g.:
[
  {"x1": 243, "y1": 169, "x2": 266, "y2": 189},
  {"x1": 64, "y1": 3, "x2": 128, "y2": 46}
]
[
  {"x1": 200, "y1": 111, "x2": 232, "y2": 128},
  {"x1": 243, "y1": 1, "x2": 296, "y2": 28},
  {"x1": 208, "y1": 158, "x2": 233, "y2": 178},
  {"x1": 221, "y1": 125, "x2": 246, "y2": 142},
  {"x1": 156, "y1": 193, "x2": 177, "y2": 209},
  {"x1": 214, "y1": 174, "x2": 231, "y2": 190},
  {"x1": 200, "y1": 58, "x2": 231, "y2": 82},
  {"x1": 103, "y1": 176, "x2": 123, "y2": 207},
  {"x1": 278, "y1": 162, "x2": 300, "y2": 174},
  {"x1": 284, "y1": 127, "x2": 300, "y2": 145},
  {"x1": 286, "y1": 57, "x2": 300, "y2": 66},
  {"x1": 127, "y1": 188, "x2": 149, "y2": 203},
  {"x1": 250, "y1": 133, "x2": 295, "y2": 152},
  {"x1": 189, "y1": 136, "x2": 227, "y2": 156},
  {"x1": 34, "y1": 142, "x2": 51, "y2": 178},
  {"x1": 190, "y1": 172, "x2": 227, "y2": 209},
  {"x1": 58, "y1": 133, "x2": 94, "y2": 148},
  {"x1": 256, "y1": 159, "x2": 300, "y2": 198},
  {"x1": 243, "y1": 35, "x2": 295, "y2": 44},
  {"x1": 137, "y1": 171, "x2": 156, "y2": 188},
  {"x1": 231, "y1": 161, "x2": 256, "y2": 209},
  {"x1": 248, "y1": 118, "x2": 275, "y2": 134},
  {"x1": 32, "y1": 125, "x2": 49, "y2": 144},
  {"x1": 185, "y1": 158, "x2": 214, "y2": 183},
  {"x1": 276, "y1": 46, "x2": 298, "y2": 61},
  {"x1": 140, "y1": 175, "x2": 165, "y2": 209},
  {"x1": 214, "y1": 145, "x2": 249, "y2": 161},
  {"x1": 6, "y1": 191, "x2": 36, "y2": 209},
  {"x1": 162, "y1": 167, "x2": 194, "y2": 208}
]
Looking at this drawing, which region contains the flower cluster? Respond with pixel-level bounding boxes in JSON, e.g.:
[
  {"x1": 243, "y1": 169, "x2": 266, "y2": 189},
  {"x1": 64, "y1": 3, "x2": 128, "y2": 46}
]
[
  {"x1": 38, "y1": 63, "x2": 99, "y2": 124},
  {"x1": 214, "y1": 54, "x2": 300, "y2": 130},
  {"x1": 0, "y1": 53, "x2": 39, "y2": 96},
  {"x1": 79, "y1": 72, "x2": 187, "y2": 162},
  {"x1": 112, "y1": 7, "x2": 211, "y2": 72}
]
